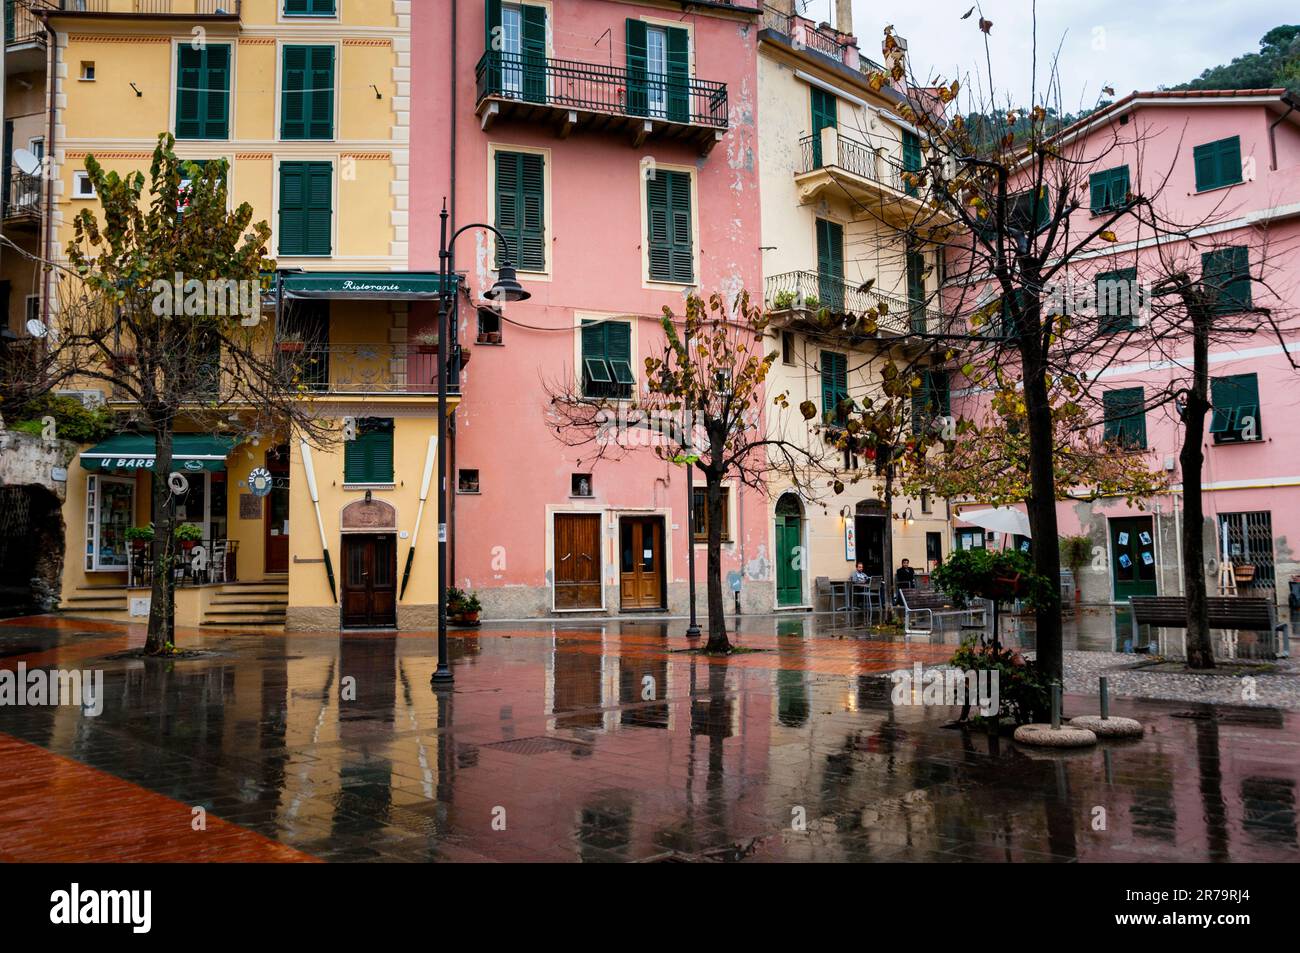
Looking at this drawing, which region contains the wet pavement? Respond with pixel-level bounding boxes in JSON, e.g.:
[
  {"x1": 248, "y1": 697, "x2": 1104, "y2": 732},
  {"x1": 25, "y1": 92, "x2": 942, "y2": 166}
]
[{"x1": 1, "y1": 613, "x2": 1297, "y2": 862}]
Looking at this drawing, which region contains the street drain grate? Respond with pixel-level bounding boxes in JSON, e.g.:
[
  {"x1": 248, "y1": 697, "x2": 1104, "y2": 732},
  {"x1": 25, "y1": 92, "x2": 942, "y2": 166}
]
[{"x1": 480, "y1": 735, "x2": 590, "y2": 756}]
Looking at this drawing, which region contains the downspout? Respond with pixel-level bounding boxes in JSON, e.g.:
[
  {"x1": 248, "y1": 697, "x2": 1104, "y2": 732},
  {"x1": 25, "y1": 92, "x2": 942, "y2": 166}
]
[
  {"x1": 447, "y1": 0, "x2": 459, "y2": 589},
  {"x1": 1268, "y1": 96, "x2": 1295, "y2": 172},
  {"x1": 39, "y1": 14, "x2": 57, "y2": 330}
]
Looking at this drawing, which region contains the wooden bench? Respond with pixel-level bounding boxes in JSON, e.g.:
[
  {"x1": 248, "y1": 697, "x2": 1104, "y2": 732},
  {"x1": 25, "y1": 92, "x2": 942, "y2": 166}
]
[
  {"x1": 1129, "y1": 596, "x2": 1291, "y2": 658},
  {"x1": 900, "y1": 587, "x2": 987, "y2": 636}
]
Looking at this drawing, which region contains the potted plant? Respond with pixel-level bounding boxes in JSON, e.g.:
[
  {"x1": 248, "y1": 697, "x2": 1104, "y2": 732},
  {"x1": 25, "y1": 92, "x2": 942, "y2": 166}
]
[
  {"x1": 772, "y1": 289, "x2": 797, "y2": 310},
  {"x1": 411, "y1": 329, "x2": 439, "y2": 354},
  {"x1": 277, "y1": 333, "x2": 305, "y2": 354},
  {"x1": 174, "y1": 522, "x2": 203, "y2": 551},
  {"x1": 1059, "y1": 535, "x2": 1090, "y2": 603},
  {"x1": 445, "y1": 586, "x2": 482, "y2": 625},
  {"x1": 486, "y1": 331, "x2": 502, "y2": 344},
  {"x1": 932, "y1": 547, "x2": 1051, "y2": 607}
]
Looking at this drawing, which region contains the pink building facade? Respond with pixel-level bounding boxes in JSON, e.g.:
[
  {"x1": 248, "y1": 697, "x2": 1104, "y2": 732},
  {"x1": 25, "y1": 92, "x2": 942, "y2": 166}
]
[
  {"x1": 950, "y1": 90, "x2": 1300, "y2": 614},
  {"x1": 411, "y1": 1, "x2": 769, "y2": 618}
]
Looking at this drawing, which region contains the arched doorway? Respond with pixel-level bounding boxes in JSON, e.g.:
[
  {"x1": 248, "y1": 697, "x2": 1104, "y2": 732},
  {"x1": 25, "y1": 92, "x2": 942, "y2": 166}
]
[
  {"x1": 855, "y1": 500, "x2": 887, "y2": 578},
  {"x1": 775, "y1": 493, "x2": 804, "y2": 607}
]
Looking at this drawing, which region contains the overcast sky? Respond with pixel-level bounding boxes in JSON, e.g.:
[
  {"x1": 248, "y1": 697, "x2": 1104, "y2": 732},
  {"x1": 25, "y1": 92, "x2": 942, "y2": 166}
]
[{"x1": 799, "y1": 0, "x2": 1296, "y2": 108}]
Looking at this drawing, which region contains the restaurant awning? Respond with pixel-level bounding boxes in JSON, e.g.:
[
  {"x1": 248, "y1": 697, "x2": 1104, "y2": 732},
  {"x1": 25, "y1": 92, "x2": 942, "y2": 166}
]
[
  {"x1": 280, "y1": 271, "x2": 458, "y2": 301},
  {"x1": 79, "y1": 434, "x2": 236, "y2": 473}
]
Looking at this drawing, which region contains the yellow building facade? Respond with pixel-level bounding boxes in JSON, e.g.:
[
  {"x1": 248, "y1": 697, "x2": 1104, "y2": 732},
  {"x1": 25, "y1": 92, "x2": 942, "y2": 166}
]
[
  {"x1": 43, "y1": 1, "x2": 453, "y2": 632},
  {"x1": 757, "y1": 5, "x2": 954, "y2": 608}
]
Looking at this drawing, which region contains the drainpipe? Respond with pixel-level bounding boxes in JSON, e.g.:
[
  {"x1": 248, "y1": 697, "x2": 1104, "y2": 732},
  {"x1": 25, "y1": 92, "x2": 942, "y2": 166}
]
[
  {"x1": 1268, "y1": 95, "x2": 1296, "y2": 171},
  {"x1": 39, "y1": 14, "x2": 57, "y2": 331},
  {"x1": 447, "y1": 0, "x2": 459, "y2": 590}
]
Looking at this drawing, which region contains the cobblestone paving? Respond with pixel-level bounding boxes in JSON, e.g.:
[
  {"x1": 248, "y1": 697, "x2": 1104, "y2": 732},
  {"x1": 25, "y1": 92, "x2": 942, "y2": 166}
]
[{"x1": 1, "y1": 614, "x2": 1297, "y2": 862}]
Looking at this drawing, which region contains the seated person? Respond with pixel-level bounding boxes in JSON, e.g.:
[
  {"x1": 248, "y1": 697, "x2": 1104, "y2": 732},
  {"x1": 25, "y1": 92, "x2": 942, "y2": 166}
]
[
  {"x1": 849, "y1": 561, "x2": 869, "y2": 586},
  {"x1": 895, "y1": 559, "x2": 917, "y2": 592}
]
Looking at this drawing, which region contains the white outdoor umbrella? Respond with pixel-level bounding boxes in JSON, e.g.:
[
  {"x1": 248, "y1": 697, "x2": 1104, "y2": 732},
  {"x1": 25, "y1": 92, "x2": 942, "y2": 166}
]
[{"x1": 958, "y1": 507, "x2": 1032, "y2": 537}]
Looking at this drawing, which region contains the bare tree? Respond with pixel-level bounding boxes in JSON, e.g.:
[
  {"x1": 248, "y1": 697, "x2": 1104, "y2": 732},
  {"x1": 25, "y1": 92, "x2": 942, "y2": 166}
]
[
  {"x1": 545, "y1": 291, "x2": 838, "y2": 652},
  {"x1": 20, "y1": 134, "x2": 332, "y2": 654}
]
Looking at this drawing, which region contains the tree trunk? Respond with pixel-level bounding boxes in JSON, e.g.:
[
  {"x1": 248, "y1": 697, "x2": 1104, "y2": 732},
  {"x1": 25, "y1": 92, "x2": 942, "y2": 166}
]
[
  {"x1": 703, "y1": 470, "x2": 731, "y2": 653},
  {"x1": 1182, "y1": 307, "x2": 1215, "y2": 669},
  {"x1": 145, "y1": 423, "x2": 176, "y2": 654},
  {"x1": 881, "y1": 464, "x2": 895, "y2": 620},
  {"x1": 1017, "y1": 285, "x2": 1064, "y2": 683}
]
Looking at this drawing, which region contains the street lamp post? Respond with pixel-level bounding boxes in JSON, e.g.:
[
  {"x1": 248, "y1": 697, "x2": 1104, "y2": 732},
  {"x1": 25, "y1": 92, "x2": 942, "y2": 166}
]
[
  {"x1": 431, "y1": 200, "x2": 530, "y2": 687},
  {"x1": 683, "y1": 325, "x2": 700, "y2": 640}
]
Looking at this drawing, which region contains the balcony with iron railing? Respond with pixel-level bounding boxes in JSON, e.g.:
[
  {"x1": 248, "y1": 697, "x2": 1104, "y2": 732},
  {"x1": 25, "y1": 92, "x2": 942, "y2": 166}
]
[
  {"x1": 5, "y1": 1, "x2": 49, "y2": 46},
  {"x1": 474, "y1": 49, "x2": 729, "y2": 154},
  {"x1": 795, "y1": 126, "x2": 951, "y2": 228},
  {"x1": 275, "y1": 342, "x2": 459, "y2": 397},
  {"x1": 764, "y1": 269, "x2": 954, "y2": 340},
  {"x1": 48, "y1": 0, "x2": 240, "y2": 17},
  {"x1": 3, "y1": 170, "x2": 43, "y2": 225},
  {"x1": 760, "y1": 4, "x2": 885, "y2": 77}
]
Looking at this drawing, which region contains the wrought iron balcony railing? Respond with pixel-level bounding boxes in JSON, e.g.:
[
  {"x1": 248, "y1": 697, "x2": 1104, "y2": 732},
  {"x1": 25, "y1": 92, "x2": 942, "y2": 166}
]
[
  {"x1": 5, "y1": 1, "x2": 49, "y2": 44},
  {"x1": 128, "y1": 537, "x2": 240, "y2": 588},
  {"x1": 53, "y1": 0, "x2": 240, "y2": 15},
  {"x1": 475, "y1": 49, "x2": 728, "y2": 138},
  {"x1": 3, "y1": 170, "x2": 43, "y2": 221},
  {"x1": 799, "y1": 130, "x2": 913, "y2": 195},
  {"x1": 760, "y1": 4, "x2": 885, "y2": 75},
  {"x1": 765, "y1": 270, "x2": 949, "y2": 337},
  {"x1": 276, "y1": 342, "x2": 458, "y2": 396}
]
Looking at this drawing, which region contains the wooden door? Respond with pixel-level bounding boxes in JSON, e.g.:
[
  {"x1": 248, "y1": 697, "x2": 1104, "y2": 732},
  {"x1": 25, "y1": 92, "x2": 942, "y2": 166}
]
[
  {"x1": 1111, "y1": 516, "x2": 1157, "y2": 599},
  {"x1": 619, "y1": 517, "x2": 664, "y2": 610},
  {"x1": 341, "y1": 533, "x2": 397, "y2": 628},
  {"x1": 554, "y1": 513, "x2": 602, "y2": 609},
  {"x1": 264, "y1": 446, "x2": 290, "y2": 574}
]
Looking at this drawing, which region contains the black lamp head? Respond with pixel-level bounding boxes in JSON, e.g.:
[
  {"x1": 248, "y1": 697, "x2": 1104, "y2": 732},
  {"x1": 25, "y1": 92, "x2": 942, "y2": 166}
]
[{"x1": 484, "y1": 262, "x2": 531, "y2": 303}]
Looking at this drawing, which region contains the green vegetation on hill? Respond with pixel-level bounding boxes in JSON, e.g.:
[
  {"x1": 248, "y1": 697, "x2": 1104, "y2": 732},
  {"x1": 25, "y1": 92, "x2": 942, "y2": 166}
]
[{"x1": 1173, "y1": 25, "x2": 1300, "y2": 94}]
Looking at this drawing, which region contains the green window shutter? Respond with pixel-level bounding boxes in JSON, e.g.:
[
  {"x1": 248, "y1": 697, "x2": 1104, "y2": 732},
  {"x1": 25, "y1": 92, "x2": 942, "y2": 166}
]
[
  {"x1": 809, "y1": 87, "x2": 837, "y2": 168},
  {"x1": 906, "y1": 249, "x2": 926, "y2": 331},
  {"x1": 1096, "y1": 267, "x2": 1137, "y2": 331},
  {"x1": 521, "y1": 5, "x2": 547, "y2": 104},
  {"x1": 494, "y1": 151, "x2": 545, "y2": 271},
  {"x1": 647, "y1": 170, "x2": 693, "y2": 283},
  {"x1": 581, "y1": 320, "x2": 632, "y2": 398},
  {"x1": 345, "y1": 418, "x2": 394, "y2": 483},
  {"x1": 1103, "y1": 387, "x2": 1146, "y2": 449},
  {"x1": 176, "y1": 46, "x2": 203, "y2": 139},
  {"x1": 902, "y1": 130, "x2": 921, "y2": 195},
  {"x1": 625, "y1": 19, "x2": 648, "y2": 118},
  {"x1": 202, "y1": 44, "x2": 230, "y2": 139},
  {"x1": 816, "y1": 218, "x2": 843, "y2": 310},
  {"x1": 1202, "y1": 246, "x2": 1251, "y2": 314},
  {"x1": 1210, "y1": 373, "x2": 1261, "y2": 441},
  {"x1": 820, "y1": 351, "x2": 847, "y2": 420},
  {"x1": 666, "y1": 26, "x2": 690, "y2": 123},
  {"x1": 279, "y1": 161, "x2": 332, "y2": 256},
  {"x1": 1195, "y1": 136, "x2": 1241, "y2": 191},
  {"x1": 1090, "y1": 166, "x2": 1129, "y2": 212},
  {"x1": 286, "y1": 0, "x2": 336, "y2": 14},
  {"x1": 282, "y1": 46, "x2": 333, "y2": 139},
  {"x1": 484, "y1": 0, "x2": 503, "y2": 92},
  {"x1": 177, "y1": 44, "x2": 229, "y2": 140}
]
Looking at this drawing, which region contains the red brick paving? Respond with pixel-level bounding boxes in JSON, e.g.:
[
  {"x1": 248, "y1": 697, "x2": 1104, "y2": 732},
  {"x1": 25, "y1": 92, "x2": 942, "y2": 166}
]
[{"x1": 0, "y1": 734, "x2": 318, "y2": 863}]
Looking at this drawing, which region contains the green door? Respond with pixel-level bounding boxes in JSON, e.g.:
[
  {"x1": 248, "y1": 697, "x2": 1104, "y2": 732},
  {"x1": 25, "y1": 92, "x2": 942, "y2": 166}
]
[
  {"x1": 1111, "y1": 516, "x2": 1157, "y2": 599},
  {"x1": 776, "y1": 495, "x2": 803, "y2": 606},
  {"x1": 810, "y1": 86, "x2": 837, "y2": 168}
]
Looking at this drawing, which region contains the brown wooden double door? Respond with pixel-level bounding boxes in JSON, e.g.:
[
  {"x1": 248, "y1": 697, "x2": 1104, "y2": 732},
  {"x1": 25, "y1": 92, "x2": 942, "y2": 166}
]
[
  {"x1": 341, "y1": 533, "x2": 397, "y2": 628},
  {"x1": 619, "y1": 516, "x2": 665, "y2": 610},
  {"x1": 554, "y1": 513, "x2": 602, "y2": 610}
]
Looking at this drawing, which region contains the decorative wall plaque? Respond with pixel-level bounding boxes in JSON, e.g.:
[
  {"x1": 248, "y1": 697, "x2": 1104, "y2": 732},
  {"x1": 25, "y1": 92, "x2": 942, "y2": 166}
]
[
  {"x1": 341, "y1": 498, "x2": 397, "y2": 532},
  {"x1": 239, "y1": 494, "x2": 262, "y2": 520}
]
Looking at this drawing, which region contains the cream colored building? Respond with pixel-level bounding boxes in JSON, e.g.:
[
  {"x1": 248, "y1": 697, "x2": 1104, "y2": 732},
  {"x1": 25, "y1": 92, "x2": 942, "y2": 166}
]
[{"x1": 757, "y1": 3, "x2": 954, "y2": 608}]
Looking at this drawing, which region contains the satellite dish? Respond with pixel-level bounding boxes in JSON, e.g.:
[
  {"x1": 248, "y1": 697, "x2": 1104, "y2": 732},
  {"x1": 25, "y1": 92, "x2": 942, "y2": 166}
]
[
  {"x1": 25, "y1": 319, "x2": 48, "y2": 339},
  {"x1": 12, "y1": 149, "x2": 40, "y2": 177}
]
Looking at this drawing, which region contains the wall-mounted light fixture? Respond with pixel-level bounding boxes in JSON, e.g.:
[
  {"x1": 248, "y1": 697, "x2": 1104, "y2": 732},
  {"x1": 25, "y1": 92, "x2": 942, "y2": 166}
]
[
  {"x1": 130, "y1": 83, "x2": 142, "y2": 97},
  {"x1": 371, "y1": 84, "x2": 382, "y2": 100}
]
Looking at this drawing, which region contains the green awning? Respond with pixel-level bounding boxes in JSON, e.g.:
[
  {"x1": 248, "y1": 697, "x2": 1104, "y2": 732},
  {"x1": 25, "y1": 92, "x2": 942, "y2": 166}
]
[
  {"x1": 79, "y1": 434, "x2": 236, "y2": 473},
  {"x1": 280, "y1": 271, "x2": 458, "y2": 301}
]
